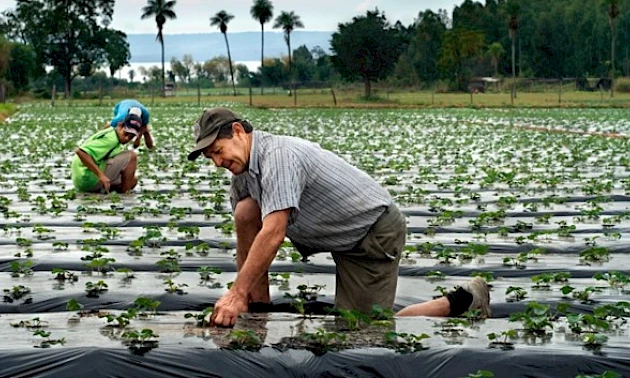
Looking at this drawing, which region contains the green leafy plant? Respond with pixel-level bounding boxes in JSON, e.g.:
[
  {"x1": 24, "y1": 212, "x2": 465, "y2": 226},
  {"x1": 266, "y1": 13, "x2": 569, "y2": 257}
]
[
  {"x1": 197, "y1": 266, "x2": 222, "y2": 282},
  {"x1": 52, "y1": 241, "x2": 69, "y2": 251},
  {"x1": 99, "y1": 309, "x2": 136, "y2": 328},
  {"x1": 593, "y1": 272, "x2": 629, "y2": 290},
  {"x1": 425, "y1": 270, "x2": 446, "y2": 281},
  {"x1": 226, "y1": 329, "x2": 262, "y2": 351},
  {"x1": 301, "y1": 328, "x2": 347, "y2": 354},
  {"x1": 462, "y1": 371, "x2": 495, "y2": 378},
  {"x1": 184, "y1": 307, "x2": 214, "y2": 327},
  {"x1": 3, "y1": 285, "x2": 32, "y2": 303},
  {"x1": 566, "y1": 313, "x2": 610, "y2": 334},
  {"x1": 10, "y1": 259, "x2": 34, "y2": 277},
  {"x1": 121, "y1": 328, "x2": 159, "y2": 351},
  {"x1": 10, "y1": 317, "x2": 48, "y2": 329},
  {"x1": 506, "y1": 286, "x2": 528, "y2": 302},
  {"x1": 561, "y1": 286, "x2": 601, "y2": 303},
  {"x1": 487, "y1": 329, "x2": 518, "y2": 350},
  {"x1": 133, "y1": 297, "x2": 161, "y2": 316},
  {"x1": 52, "y1": 268, "x2": 78, "y2": 282},
  {"x1": 385, "y1": 331, "x2": 430, "y2": 353},
  {"x1": 85, "y1": 280, "x2": 108, "y2": 298},
  {"x1": 177, "y1": 226, "x2": 200, "y2": 239},
  {"x1": 581, "y1": 332, "x2": 608, "y2": 349},
  {"x1": 509, "y1": 302, "x2": 556, "y2": 337},
  {"x1": 33, "y1": 329, "x2": 66, "y2": 348},
  {"x1": 163, "y1": 278, "x2": 187, "y2": 294}
]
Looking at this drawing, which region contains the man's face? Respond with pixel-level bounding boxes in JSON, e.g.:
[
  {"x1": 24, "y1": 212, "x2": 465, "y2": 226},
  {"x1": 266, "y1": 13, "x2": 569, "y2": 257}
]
[
  {"x1": 202, "y1": 123, "x2": 250, "y2": 175},
  {"x1": 116, "y1": 126, "x2": 136, "y2": 144}
]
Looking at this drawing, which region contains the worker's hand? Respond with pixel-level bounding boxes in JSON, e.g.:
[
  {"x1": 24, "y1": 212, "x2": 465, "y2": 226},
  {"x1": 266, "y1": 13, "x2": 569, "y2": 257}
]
[
  {"x1": 98, "y1": 173, "x2": 111, "y2": 193},
  {"x1": 210, "y1": 290, "x2": 249, "y2": 327}
]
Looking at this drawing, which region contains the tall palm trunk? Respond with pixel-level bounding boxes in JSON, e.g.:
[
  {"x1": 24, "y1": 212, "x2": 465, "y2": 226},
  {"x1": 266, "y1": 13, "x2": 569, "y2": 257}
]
[
  {"x1": 511, "y1": 37, "x2": 516, "y2": 104},
  {"x1": 260, "y1": 23, "x2": 265, "y2": 95},
  {"x1": 287, "y1": 33, "x2": 292, "y2": 77},
  {"x1": 160, "y1": 27, "x2": 165, "y2": 97},
  {"x1": 610, "y1": 22, "x2": 616, "y2": 97},
  {"x1": 224, "y1": 33, "x2": 236, "y2": 96}
]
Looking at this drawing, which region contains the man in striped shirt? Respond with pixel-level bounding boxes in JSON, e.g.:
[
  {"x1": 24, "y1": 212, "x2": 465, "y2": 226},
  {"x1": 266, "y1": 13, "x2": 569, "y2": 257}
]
[{"x1": 188, "y1": 107, "x2": 490, "y2": 327}]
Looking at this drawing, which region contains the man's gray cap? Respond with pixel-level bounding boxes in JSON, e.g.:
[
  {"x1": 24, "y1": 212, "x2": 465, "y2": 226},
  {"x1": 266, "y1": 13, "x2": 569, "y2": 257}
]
[{"x1": 187, "y1": 107, "x2": 242, "y2": 161}]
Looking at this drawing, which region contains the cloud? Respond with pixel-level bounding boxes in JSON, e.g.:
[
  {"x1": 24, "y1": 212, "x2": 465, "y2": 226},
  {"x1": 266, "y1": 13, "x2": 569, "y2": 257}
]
[{"x1": 354, "y1": 0, "x2": 373, "y2": 13}]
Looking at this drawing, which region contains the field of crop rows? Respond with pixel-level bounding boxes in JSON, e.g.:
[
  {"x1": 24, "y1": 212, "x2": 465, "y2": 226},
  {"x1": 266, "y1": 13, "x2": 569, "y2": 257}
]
[{"x1": 0, "y1": 104, "x2": 629, "y2": 377}]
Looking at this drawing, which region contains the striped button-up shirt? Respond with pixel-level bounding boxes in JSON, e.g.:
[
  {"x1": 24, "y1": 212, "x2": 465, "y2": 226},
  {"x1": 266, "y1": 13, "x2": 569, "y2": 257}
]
[{"x1": 230, "y1": 131, "x2": 391, "y2": 252}]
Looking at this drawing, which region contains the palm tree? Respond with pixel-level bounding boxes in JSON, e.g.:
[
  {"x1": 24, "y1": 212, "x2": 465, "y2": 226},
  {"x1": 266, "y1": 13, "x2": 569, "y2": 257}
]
[
  {"x1": 506, "y1": 1, "x2": 519, "y2": 104},
  {"x1": 141, "y1": 0, "x2": 177, "y2": 97},
  {"x1": 604, "y1": 0, "x2": 621, "y2": 97},
  {"x1": 250, "y1": 0, "x2": 274, "y2": 94},
  {"x1": 273, "y1": 11, "x2": 304, "y2": 79},
  {"x1": 211, "y1": 10, "x2": 236, "y2": 96},
  {"x1": 487, "y1": 42, "x2": 505, "y2": 78}
]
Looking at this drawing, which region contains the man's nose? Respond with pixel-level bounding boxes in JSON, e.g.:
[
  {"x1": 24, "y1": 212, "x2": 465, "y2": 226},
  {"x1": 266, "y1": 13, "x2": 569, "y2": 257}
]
[{"x1": 211, "y1": 155, "x2": 222, "y2": 167}]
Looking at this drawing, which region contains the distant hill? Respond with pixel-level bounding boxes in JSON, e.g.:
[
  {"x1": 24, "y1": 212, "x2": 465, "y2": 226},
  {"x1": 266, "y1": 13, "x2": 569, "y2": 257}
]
[{"x1": 127, "y1": 31, "x2": 333, "y2": 62}]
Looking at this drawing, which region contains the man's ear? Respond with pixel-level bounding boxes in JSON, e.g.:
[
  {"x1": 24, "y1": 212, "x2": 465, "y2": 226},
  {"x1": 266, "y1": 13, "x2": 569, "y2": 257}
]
[{"x1": 232, "y1": 122, "x2": 245, "y2": 136}]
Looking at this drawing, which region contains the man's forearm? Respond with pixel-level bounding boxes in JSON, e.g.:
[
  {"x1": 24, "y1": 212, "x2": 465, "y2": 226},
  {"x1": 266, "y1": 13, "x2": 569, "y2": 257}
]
[
  {"x1": 230, "y1": 225, "x2": 284, "y2": 299},
  {"x1": 76, "y1": 149, "x2": 104, "y2": 178},
  {"x1": 144, "y1": 130, "x2": 155, "y2": 149}
]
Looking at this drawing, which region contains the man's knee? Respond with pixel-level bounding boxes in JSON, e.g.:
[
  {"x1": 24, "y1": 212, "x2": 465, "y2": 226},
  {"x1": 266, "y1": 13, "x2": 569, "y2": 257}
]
[
  {"x1": 127, "y1": 151, "x2": 137, "y2": 166},
  {"x1": 234, "y1": 198, "x2": 261, "y2": 227}
]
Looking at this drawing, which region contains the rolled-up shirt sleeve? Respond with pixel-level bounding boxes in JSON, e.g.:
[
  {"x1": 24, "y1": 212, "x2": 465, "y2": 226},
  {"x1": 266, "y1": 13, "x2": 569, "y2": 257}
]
[
  {"x1": 230, "y1": 174, "x2": 251, "y2": 212},
  {"x1": 260, "y1": 148, "x2": 306, "y2": 224}
]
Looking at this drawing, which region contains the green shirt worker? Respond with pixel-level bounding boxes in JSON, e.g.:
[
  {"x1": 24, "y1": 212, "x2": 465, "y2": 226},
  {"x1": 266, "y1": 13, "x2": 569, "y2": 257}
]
[
  {"x1": 187, "y1": 108, "x2": 491, "y2": 327},
  {"x1": 72, "y1": 113, "x2": 141, "y2": 193}
]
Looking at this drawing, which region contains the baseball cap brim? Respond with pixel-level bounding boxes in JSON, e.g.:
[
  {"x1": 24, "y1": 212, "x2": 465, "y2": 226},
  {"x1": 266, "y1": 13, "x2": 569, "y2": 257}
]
[
  {"x1": 122, "y1": 126, "x2": 139, "y2": 136},
  {"x1": 187, "y1": 129, "x2": 219, "y2": 161}
]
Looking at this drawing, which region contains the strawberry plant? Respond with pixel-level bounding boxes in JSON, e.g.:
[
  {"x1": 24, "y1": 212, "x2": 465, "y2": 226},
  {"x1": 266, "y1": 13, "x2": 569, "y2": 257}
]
[
  {"x1": 301, "y1": 328, "x2": 346, "y2": 354},
  {"x1": 121, "y1": 328, "x2": 159, "y2": 352},
  {"x1": 197, "y1": 266, "x2": 222, "y2": 282},
  {"x1": 487, "y1": 329, "x2": 518, "y2": 350},
  {"x1": 3, "y1": 285, "x2": 32, "y2": 303},
  {"x1": 100, "y1": 309, "x2": 136, "y2": 328},
  {"x1": 227, "y1": 329, "x2": 262, "y2": 351},
  {"x1": 463, "y1": 371, "x2": 494, "y2": 378},
  {"x1": 581, "y1": 333, "x2": 608, "y2": 350},
  {"x1": 184, "y1": 307, "x2": 214, "y2": 327},
  {"x1": 177, "y1": 225, "x2": 200, "y2": 239},
  {"x1": 52, "y1": 268, "x2": 78, "y2": 282},
  {"x1": 133, "y1": 297, "x2": 161, "y2": 316},
  {"x1": 509, "y1": 302, "x2": 556, "y2": 337},
  {"x1": 85, "y1": 280, "x2": 108, "y2": 298},
  {"x1": 163, "y1": 278, "x2": 187, "y2": 294},
  {"x1": 385, "y1": 331, "x2": 430, "y2": 353},
  {"x1": 10, "y1": 259, "x2": 34, "y2": 277},
  {"x1": 11, "y1": 317, "x2": 48, "y2": 329},
  {"x1": 33, "y1": 329, "x2": 66, "y2": 348},
  {"x1": 593, "y1": 272, "x2": 629, "y2": 290}
]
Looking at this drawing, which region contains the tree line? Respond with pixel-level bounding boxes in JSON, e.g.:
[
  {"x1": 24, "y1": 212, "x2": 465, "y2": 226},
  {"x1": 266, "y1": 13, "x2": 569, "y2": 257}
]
[{"x1": 0, "y1": 0, "x2": 627, "y2": 99}]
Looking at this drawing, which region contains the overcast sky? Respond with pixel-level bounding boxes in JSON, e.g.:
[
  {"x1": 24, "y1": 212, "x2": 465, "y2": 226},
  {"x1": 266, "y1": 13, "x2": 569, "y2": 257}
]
[{"x1": 0, "y1": 0, "x2": 461, "y2": 34}]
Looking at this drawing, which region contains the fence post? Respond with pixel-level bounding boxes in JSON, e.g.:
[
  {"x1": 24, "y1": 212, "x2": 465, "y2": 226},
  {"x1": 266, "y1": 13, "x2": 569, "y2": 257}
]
[
  {"x1": 331, "y1": 87, "x2": 337, "y2": 106},
  {"x1": 98, "y1": 80, "x2": 103, "y2": 107},
  {"x1": 51, "y1": 84, "x2": 56, "y2": 107},
  {"x1": 558, "y1": 78, "x2": 563, "y2": 104},
  {"x1": 197, "y1": 81, "x2": 201, "y2": 106},
  {"x1": 293, "y1": 83, "x2": 297, "y2": 107},
  {"x1": 249, "y1": 86, "x2": 253, "y2": 107}
]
